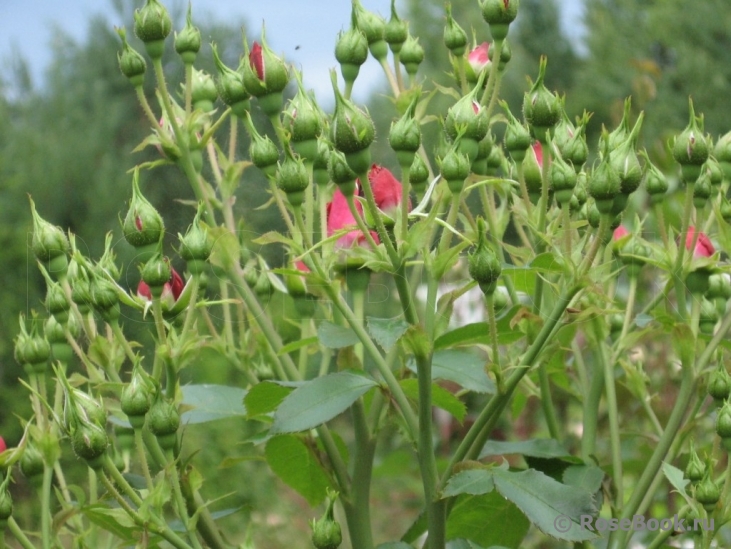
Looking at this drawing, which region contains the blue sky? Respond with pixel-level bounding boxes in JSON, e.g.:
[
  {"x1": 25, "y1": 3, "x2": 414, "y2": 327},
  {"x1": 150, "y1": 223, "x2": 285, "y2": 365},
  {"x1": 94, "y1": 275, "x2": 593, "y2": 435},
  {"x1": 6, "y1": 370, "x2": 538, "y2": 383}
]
[{"x1": 0, "y1": 0, "x2": 585, "y2": 104}]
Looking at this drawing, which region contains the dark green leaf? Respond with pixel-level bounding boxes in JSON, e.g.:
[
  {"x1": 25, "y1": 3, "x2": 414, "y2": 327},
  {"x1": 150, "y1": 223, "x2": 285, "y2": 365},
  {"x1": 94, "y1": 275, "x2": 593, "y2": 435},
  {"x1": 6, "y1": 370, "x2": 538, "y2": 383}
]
[
  {"x1": 492, "y1": 468, "x2": 597, "y2": 542},
  {"x1": 244, "y1": 381, "x2": 293, "y2": 418},
  {"x1": 479, "y1": 439, "x2": 570, "y2": 460},
  {"x1": 367, "y1": 316, "x2": 410, "y2": 350},
  {"x1": 265, "y1": 435, "x2": 331, "y2": 506},
  {"x1": 446, "y1": 492, "x2": 530, "y2": 548},
  {"x1": 408, "y1": 350, "x2": 495, "y2": 394},
  {"x1": 82, "y1": 504, "x2": 138, "y2": 542},
  {"x1": 180, "y1": 384, "x2": 247, "y2": 425},
  {"x1": 442, "y1": 469, "x2": 495, "y2": 498},
  {"x1": 317, "y1": 321, "x2": 360, "y2": 348},
  {"x1": 270, "y1": 371, "x2": 378, "y2": 434},
  {"x1": 399, "y1": 379, "x2": 466, "y2": 422},
  {"x1": 434, "y1": 315, "x2": 523, "y2": 350},
  {"x1": 563, "y1": 464, "x2": 605, "y2": 495}
]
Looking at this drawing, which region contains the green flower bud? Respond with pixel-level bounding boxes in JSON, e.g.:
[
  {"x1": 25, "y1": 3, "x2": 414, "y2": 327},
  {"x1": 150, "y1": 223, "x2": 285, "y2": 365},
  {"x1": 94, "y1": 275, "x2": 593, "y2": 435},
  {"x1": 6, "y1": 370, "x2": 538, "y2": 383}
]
[
  {"x1": 400, "y1": 35, "x2": 424, "y2": 78},
  {"x1": 549, "y1": 148, "x2": 577, "y2": 206},
  {"x1": 704, "y1": 156, "x2": 724, "y2": 188},
  {"x1": 141, "y1": 254, "x2": 172, "y2": 298},
  {"x1": 46, "y1": 315, "x2": 74, "y2": 363},
  {"x1": 335, "y1": 27, "x2": 369, "y2": 85},
  {"x1": 440, "y1": 147, "x2": 471, "y2": 195},
  {"x1": 44, "y1": 315, "x2": 66, "y2": 345},
  {"x1": 610, "y1": 116, "x2": 644, "y2": 196},
  {"x1": 695, "y1": 469, "x2": 720, "y2": 511},
  {"x1": 243, "y1": 30, "x2": 290, "y2": 114},
  {"x1": 14, "y1": 315, "x2": 51, "y2": 368},
  {"x1": 717, "y1": 400, "x2": 731, "y2": 439},
  {"x1": 329, "y1": 69, "x2": 375, "y2": 173},
  {"x1": 608, "y1": 313, "x2": 624, "y2": 341},
  {"x1": 314, "y1": 138, "x2": 332, "y2": 185},
  {"x1": 571, "y1": 172, "x2": 588, "y2": 212},
  {"x1": 445, "y1": 80, "x2": 489, "y2": 156},
  {"x1": 72, "y1": 421, "x2": 108, "y2": 465},
  {"x1": 618, "y1": 237, "x2": 649, "y2": 279},
  {"x1": 714, "y1": 131, "x2": 731, "y2": 181},
  {"x1": 523, "y1": 142, "x2": 543, "y2": 204},
  {"x1": 640, "y1": 151, "x2": 668, "y2": 205},
  {"x1": 352, "y1": 0, "x2": 388, "y2": 61},
  {"x1": 522, "y1": 57, "x2": 561, "y2": 143},
  {"x1": 588, "y1": 137, "x2": 621, "y2": 214},
  {"x1": 285, "y1": 260, "x2": 308, "y2": 298},
  {"x1": 684, "y1": 441, "x2": 705, "y2": 484},
  {"x1": 148, "y1": 396, "x2": 180, "y2": 446},
  {"x1": 721, "y1": 195, "x2": 731, "y2": 224},
  {"x1": 211, "y1": 44, "x2": 250, "y2": 118},
  {"x1": 699, "y1": 297, "x2": 719, "y2": 336},
  {"x1": 190, "y1": 69, "x2": 218, "y2": 113},
  {"x1": 694, "y1": 170, "x2": 712, "y2": 210},
  {"x1": 385, "y1": 0, "x2": 409, "y2": 54},
  {"x1": 389, "y1": 96, "x2": 421, "y2": 167},
  {"x1": 553, "y1": 110, "x2": 590, "y2": 171},
  {"x1": 444, "y1": 3, "x2": 468, "y2": 57},
  {"x1": 243, "y1": 112, "x2": 279, "y2": 178},
  {"x1": 121, "y1": 365, "x2": 154, "y2": 428},
  {"x1": 409, "y1": 154, "x2": 430, "y2": 194},
  {"x1": 485, "y1": 142, "x2": 504, "y2": 176},
  {"x1": 708, "y1": 364, "x2": 731, "y2": 403},
  {"x1": 90, "y1": 275, "x2": 119, "y2": 315},
  {"x1": 30, "y1": 197, "x2": 70, "y2": 278},
  {"x1": 276, "y1": 148, "x2": 310, "y2": 207},
  {"x1": 178, "y1": 205, "x2": 211, "y2": 275},
  {"x1": 174, "y1": 5, "x2": 201, "y2": 64},
  {"x1": 123, "y1": 170, "x2": 164, "y2": 250},
  {"x1": 707, "y1": 273, "x2": 731, "y2": 301},
  {"x1": 311, "y1": 490, "x2": 343, "y2": 549},
  {"x1": 471, "y1": 134, "x2": 492, "y2": 176},
  {"x1": 62, "y1": 381, "x2": 107, "y2": 432},
  {"x1": 46, "y1": 280, "x2": 70, "y2": 324},
  {"x1": 116, "y1": 27, "x2": 146, "y2": 87},
  {"x1": 606, "y1": 97, "x2": 633, "y2": 151},
  {"x1": 20, "y1": 445, "x2": 44, "y2": 478},
  {"x1": 328, "y1": 150, "x2": 358, "y2": 197},
  {"x1": 0, "y1": 476, "x2": 12, "y2": 521},
  {"x1": 133, "y1": 0, "x2": 172, "y2": 59},
  {"x1": 469, "y1": 218, "x2": 502, "y2": 296},
  {"x1": 488, "y1": 38, "x2": 512, "y2": 70},
  {"x1": 481, "y1": 0, "x2": 519, "y2": 41},
  {"x1": 501, "y1": 102, "x2": 531, "y2": 163},
  {"x1": 283, "y1": 71, "x2": 323, "y2": 161},
  {"x1": 672, "y1": 98, "x2": 709, "y2": 183}
]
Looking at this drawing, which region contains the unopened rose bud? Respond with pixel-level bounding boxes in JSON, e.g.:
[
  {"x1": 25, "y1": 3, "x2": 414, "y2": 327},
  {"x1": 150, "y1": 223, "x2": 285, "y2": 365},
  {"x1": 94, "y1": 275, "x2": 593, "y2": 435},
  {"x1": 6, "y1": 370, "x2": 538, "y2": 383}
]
[
  {"x1": 148, "y1": 396, "x2": 180, "y2": 450},
  {"x1": 588, "y1": 136, "x2": 621, "y2": 214},
  {"x1": 684, "y1": 441, "x2": 705, "y2": 483},
  {"x1": 640, "y1": 151, "x2": 668, "y2": 205},
  {"x1": 330, "y1": 70, "x2": 375, "y2": 174},
  {"x1": 469, "y1": 218, "x2": 502, "y2": 296},
  {"x1": 409, "y1": 154, "x2": 429, "y2": 194},
  {"x1": 276, "y1": 148, "x2": 310, "y2": 207},
  {"x1": 704, "y1": 156, "x2": 724, "y2": 188},
  {"x1": 610, "y1": 114, "x2": 644, "y2": 196},
  {"x1": 694, "y1": 170, "x2": 712, "y2": 209},
  {"x1": 178, "y1": 204, "x2": 211, "y2": 275},
  {"x1": 522, "y1": 142, "x2": 543, "y2": 204},
  {"x1": 30, "y1": 197, "x2": 70, "y2": 278},
  {"x1": 211, "y1": 44, "x2": 250, "y2": 118},
  {"x1": 123, "y1": 170, "x2": 164, "y2": 256},
  {"x1": 121, "y1": 365, "x2": 154, "y2": 429},
  {"x1": 400, "y1": 35, "x2": 424, "y2": 79},
  {"x1": 174, "y1": 5, "x2": 201, "y2": 64},
  {"x1": 445, "y1": 81, "x2": 489, "y2": 161},
  {"x1": 699, "y1": 297, "x2": 719, "y2": 335},
  {"x1": 385, "y1": 0, "x2": 409, "y2": 55},
  {"x1": 389, "y1": 96, "x2": 421, "y2": 167},
  {"x1": 501, "y1": 102, "x2": 531, "y2": 163},
  {"x1": 243, "y1": 30, "x2": 290, "y2": 116},
  {"x1": 549, "y1": 148, "x2": 577, "y2": 206},
  {"x1": 190, "y1": 69, "x2": 218, "y2": 113},
  {"x1": 314, "y1": 138, "x2": 332, "y2": 188},
  {"x1": 488, "y1": 38, "x2": 511, "y2": 70},
  {"x1": 0, "y1": 475, "x2": 12, "y2": 522},
  {"x1": 243, "y1": 112, "x2": 279, "y2": 178},
  {"x1": 714, "y1": 131, "x2": 731, "y2": 181},
  {"x1": 352, "y1": 0, "x2": 388, "y2": 61},
  {"x1": 481, "y1": 0, "x2": 519, "y2": 41},
  {"x1": 444, "y1": 3, "x2": 468, "y2": 57},
  {"x1": 672, "y1": 98, "x2": 709, "y2": 183},
  {"x1": 133, "y1": 0, "x2": 172, "y2": 59},
  {"x1": 465, "y1": 42, "x2": 490, "y2": 87},
  {"x1": 283, "y1": 70, "x2": 323, "y2": 161},
  {"x1": 46, "y1": 280, "x2": 70, "y2": 325},
  {"x1": 440, "y1": 147, "x2": 471, "y2": 195},
  {"x1": 90, "y1": 274, "x2": 120, "y2": 320},
  {"x1": 311, "y1": 490, "x2": 343, "y2": 549},
  {"x1": 522, "y1": 56, "x2": 561, "y2": 143},
  {"x1": 116, "y1": 27, "x2": 146, "y2": 87},
  {"x1": 553, "y1": 110, "x2": 590, "y2": 171},
  {"x1": 328, "y1": 150, "x2": 358, "y2": 197},
  {"x1": 72, "y1": 420, "x2": 108, "y2": 466},
  {"x1": 14, "y1": 315, "x2": 50, "y2": 370},
  {"x1": 708, "y1": 364, "x2": 731, "y2": 404},
  {"x1": 335, "y1": 27, "x2": 369, "y2": 86},
  {"x1": 20, "y1": 445, "x2": 44, "y2": 479},
  {"x1": 141, "y1": 254, "x2": 173, "y2": 298}
]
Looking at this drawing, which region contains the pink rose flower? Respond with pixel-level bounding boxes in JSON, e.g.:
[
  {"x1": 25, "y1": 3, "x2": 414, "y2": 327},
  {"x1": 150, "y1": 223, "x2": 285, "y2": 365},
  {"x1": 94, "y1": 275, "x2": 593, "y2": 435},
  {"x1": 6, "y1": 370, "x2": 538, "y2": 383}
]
[
  {"x1": 327, "y1": 186, "x2": 379, "y2": 248},
  {"x1": 367, "y1": 164, "x2": 411, "y2": 217},
  {"x1": 685, "y1": 226, "x2": 714, "y2": 258},
  {"x1": 468, "y1": 42, "x2": 490, "y2": 75},
  {"x1": 137, "y1": 267, "x2": 185, "y2": 306}
]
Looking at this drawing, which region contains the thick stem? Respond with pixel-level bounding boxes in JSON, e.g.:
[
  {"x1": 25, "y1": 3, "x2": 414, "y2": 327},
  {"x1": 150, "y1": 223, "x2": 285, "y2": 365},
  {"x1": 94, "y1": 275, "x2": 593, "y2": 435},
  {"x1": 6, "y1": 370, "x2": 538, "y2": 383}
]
[
  {"x1": 41, "y1": 464, "x2": 53, "y2": 549},
  {"x1": 135, "y1": 428, "x2": 154, "y2": 490},
  {"x1": 7, "y1": 518, "x2": 35, "y2": 549}
]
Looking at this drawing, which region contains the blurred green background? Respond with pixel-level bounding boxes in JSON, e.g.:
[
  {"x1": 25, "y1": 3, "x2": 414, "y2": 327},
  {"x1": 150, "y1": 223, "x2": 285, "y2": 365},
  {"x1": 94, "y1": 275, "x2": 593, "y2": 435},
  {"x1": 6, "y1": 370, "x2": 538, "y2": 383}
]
[{"x1": 1, "y1": 0, "x2": 730, "y2": 545}]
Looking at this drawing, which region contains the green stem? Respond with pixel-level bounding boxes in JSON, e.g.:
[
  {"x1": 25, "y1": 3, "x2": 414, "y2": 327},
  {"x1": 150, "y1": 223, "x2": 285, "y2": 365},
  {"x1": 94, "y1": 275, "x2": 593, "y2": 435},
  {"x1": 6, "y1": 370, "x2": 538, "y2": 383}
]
[
  {"x1": 393, "y1": 52, "x2": 404, "y2": 92},
  {"x1": 179, "y1": 475, "x2": 230, "y2": 549},
  {"x1": 378, "y1": 57, "x2": 399, "y2": 97},
  {"x1": 618, "y1": 276, "x2": 638, "y2": 346},
  {"x1": 41, "y1": 464, "x2": 53, "y2": 549},
  {"x1": 653, "y1": 203, "x2": 669, "y2": 249},
  {"x1": 480, "y1": 40, "x2": 502, "y2": 109},
  {"x1": 135, "y1": 428, "x2": 154, "y2": 491},
  {"x1": 673, "y1": 183, "x2": 695, "y2": 320},
  {"x1": 485, "y1": 293, "x2": 503, "y2": 391},
  {"x1": 165, "y1": 450, "x2": 204, "y2": 549},
  {"x1": 228, "y1": 114, "x2": 237, "y2": 164},
  {"x1": 400, "y1": 163, "x2": 411, "y2": 245},
  {"x1": 182, "y1": 276, "x2": 201, "y2": 336},
  {"x1": 581, "y1": 348, "x2": 605, "y2": 460},
  {"x1": 111, "y1": 320, "x2": 136, "y2": 367},
  {"x1": 538, "y1": 363, "x2": 560, "y2": 440},
  {"x1": 344, "y1": 195, "x2": 381, "y2": 252},
  {"x1": 645, "y1": 506, "x2": 689, "y2": 549},
  {"x1": 7, "y1": 518, "x2": 35, "y2": 549},
  {"x1": 184, "y1": 63, "x2": 193, "y2": 115},
  {"x1": 456, "y1": 55, "x2": 468, "y2": 94},
  {"x1": 135, "y1": 86, "x2": 158, "y2": 127},
  {"x1": 268, "y1": 178, "x2": 297, "y2": 236}
]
